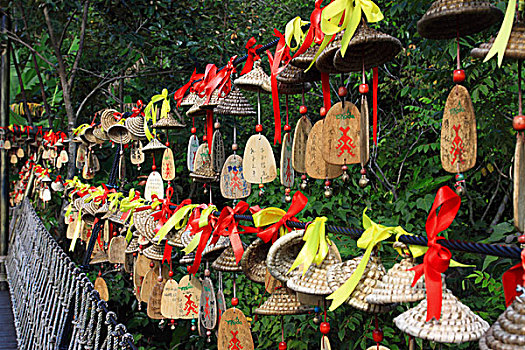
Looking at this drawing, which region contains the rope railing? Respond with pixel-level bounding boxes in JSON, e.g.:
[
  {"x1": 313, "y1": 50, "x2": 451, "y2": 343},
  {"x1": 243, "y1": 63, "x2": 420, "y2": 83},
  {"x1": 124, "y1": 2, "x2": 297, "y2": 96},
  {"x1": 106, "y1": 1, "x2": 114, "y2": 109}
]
[{"x1": 6, "y1": 198, "x2": 137, "y2": 350}]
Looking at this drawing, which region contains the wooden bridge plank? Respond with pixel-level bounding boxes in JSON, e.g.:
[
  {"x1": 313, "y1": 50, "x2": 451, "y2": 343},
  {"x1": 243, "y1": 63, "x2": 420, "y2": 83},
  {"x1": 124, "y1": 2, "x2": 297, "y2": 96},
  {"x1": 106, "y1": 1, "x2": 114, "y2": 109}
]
[{"x1": 0, "y1": 290, "x2": 18, "y2": 350}]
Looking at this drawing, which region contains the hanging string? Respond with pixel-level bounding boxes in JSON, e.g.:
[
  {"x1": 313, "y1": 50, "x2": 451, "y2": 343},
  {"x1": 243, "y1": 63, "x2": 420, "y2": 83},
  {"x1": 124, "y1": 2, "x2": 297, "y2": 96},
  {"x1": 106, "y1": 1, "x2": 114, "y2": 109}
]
[
  {"x1": 285, "y1": 95, "x2": 289, "y2": 126},
  {"x1": 519, "y1": 60, "x2": 523, "y2": 116},
  {"x1": 257, "y1": 91, "x2": 262, "y2": 128}
]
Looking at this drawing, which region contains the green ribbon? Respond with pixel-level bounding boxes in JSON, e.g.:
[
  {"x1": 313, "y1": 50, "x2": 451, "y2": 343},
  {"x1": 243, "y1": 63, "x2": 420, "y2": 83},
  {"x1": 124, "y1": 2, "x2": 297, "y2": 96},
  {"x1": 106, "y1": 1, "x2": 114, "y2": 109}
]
[{"x1": 289, "y1": 217, "x2": 331, "y2": 276}]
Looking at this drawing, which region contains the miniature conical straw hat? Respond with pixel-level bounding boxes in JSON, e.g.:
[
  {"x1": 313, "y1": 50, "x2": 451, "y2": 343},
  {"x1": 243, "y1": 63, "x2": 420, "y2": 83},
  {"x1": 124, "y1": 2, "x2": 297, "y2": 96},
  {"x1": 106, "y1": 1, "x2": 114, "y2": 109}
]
[
  {"x1": 277, "y1": 63, "x2": 320, "y2": 83},
  {"x1": 366, "y1": 255, "x2": 427, "y2": 305},
  {"x1": 394, "y1": 289, "x2": 489, "y2": 343},
  {"x1": 101, "y1": 109, "x2": 119, "y2": 131},
  {"x1": 152, "y1": 113, "x2": 186, "y2": 129},
  {"x1": 479, "y1": 294, "x2": 525, "y2": 349},
  {"x1": 190, "y1": 162, "x2": 219, "y2": 182},
  {"x1": 214, "y1": 87, "x2": 256, "y2": 116},
  {"x1": 211, "y1": 244, "x2": 247, "y2": 272},
  {"x1": 316, "y1": 31, "x2": 344, "y2": 74},
  {"x1": 125, "y1": 116, "x2": 147, "y2": 140},
  {"x1": 186, "y1": 96, "x2": 207, "y2": 117},
  {"x1": 255, "y1": 287, "x2": 314, "y2": 316},
  {"x1": 333, "y1": 23, "x2": 402, "y2": 73},
  {"x1": 143, "y1": 243, "x2": 165, "y2": 261},
  {"x1": 234, "y1": 60, "x2": 271, "y2": 93},
  {"x1": 83, "y1": 126, "x2": 98, "y2": 144},
  {"x1": 276, "y1": 81, "x2": 312, "y2": 95},
  {"x1": 141, "y1": 137, "x2": 167, "y2": 152},
  {"x1": 266, "y1": 230, "x2": 306, "y2": 284},
  {"x1": 107, "y1": 122, "x2": 131, "y2": 144},
  {"x1": 241, "y1": 238, "x2": 272, "y2": 284},
  {"x1": 471, "y1": 21, "x2": 525, "y2": 61},
  {"x1": 168, "y1": 228, "x2": 189, "y2": 248},
  {"x1": 200, "y1": 89, "x2": 224, "y2": 110},
  {"x1": 181, "y1": 90, "x2": 198, "y2": 106},
  {"x1": 125, "y1": 237, "x2": 140, "y2": 254},
  {"x1": 179, "y1": 252, "x2": 195, "y2": 265},
  {"x1": 417, "y1": 0, "x2": 503, "y2": 39},
  {"x1": 291, "y1": 44, "x2": 320, "y2": 70},
  {"x1": 327, "y1": 255, "x2": 392, "y2": 313},
  {"x1": 93, "y1": 125, "x2": 109, "y2": 142}
]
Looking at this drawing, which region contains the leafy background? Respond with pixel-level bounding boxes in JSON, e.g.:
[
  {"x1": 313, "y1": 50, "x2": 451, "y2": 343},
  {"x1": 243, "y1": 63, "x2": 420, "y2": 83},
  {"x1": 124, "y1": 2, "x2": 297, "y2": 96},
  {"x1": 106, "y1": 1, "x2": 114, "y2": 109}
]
[{"x1": 7, "y1": 0, "x2": 521, "y2": 349}]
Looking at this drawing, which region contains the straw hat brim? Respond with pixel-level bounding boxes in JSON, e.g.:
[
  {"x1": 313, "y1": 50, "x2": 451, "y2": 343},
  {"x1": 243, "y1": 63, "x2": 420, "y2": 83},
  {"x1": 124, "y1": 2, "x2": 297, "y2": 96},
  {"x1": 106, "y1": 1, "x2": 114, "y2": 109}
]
[
  {"x1": 266, "y1": 230, "x2": 307, "y2": 284},
  {"x1": 471, "y1": 22, "x2": 525, "y2": 61},
  {"x1": 241, "y1": 238, "x2": 272, "y2": 284},
  {"x1": 254, "y1": 287, "x2": 314, "y2": 316}
]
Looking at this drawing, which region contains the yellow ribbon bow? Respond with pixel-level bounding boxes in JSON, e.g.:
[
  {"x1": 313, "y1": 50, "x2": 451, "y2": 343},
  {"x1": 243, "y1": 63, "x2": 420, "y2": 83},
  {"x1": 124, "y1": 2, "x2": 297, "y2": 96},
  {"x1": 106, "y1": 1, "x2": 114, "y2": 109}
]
[
  {"x1": 289, "y1": 217, "x2": 331, "y2": 276},
  {"x1": 72, "y1": 124, "x2": 90, "y2": 135},
  {"x1": 107, "y1": 192, "x2": 124, "y2": 211},
  {"x1": 155, "y1": 204, "x2": 199, "y2": 243},
  {"x1": 183, "y1": 205, "x2": 217, "y2": 254},
  {"x1": 484, "y1": 0, "x2": 517, "y2": 66},
  {"x1": 252, "y1": 207, "x2": 288, "y2": 238},
  {"x1": 327, "y1": 209, "x2": 399, "y2": 311},
  {"x1": 144, "y1": 88, "x2": 170, "y2": 141},
  {"x1": 285, "y1": 16, "x2": 310, "y2": 51}
]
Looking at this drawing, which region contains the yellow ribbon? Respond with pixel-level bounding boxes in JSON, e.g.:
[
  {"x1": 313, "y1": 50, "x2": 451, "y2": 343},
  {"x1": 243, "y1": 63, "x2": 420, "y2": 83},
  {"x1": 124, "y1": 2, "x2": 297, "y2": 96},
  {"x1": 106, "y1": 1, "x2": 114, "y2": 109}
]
[
  {"x1": 327, "y1": 209, "x2": 398, "y2": 311},
  {"x1": 144, "y1": 88, "x2": 170, "y2": 141},
  {"x1": 183, "y1": 205, "x2": 217, "y2": 254},
  {"x1": 69, "y1": 210, "x2": 82, "y2": 252},
  {"x1": 483, "y1": 0, "x2": 516, "y2": 66},
  {"x1": 73, "y1": 124, "x2": 90, "y2": 135},
  {"x1": 155, "y1": 204, "x2": 199, "y2": 242},
  {"x1": 252, "y1": 207, "x2": 288, "y2": 238},
  {"x1": 107, "y1": 192, "x2": 123, "y2": 211},
  {"x1": 285, "y1": 16, "x2": 309, "y2": 51},
  {"x1": 289, "y1": 217, "x2": 331, "y2": 276}
]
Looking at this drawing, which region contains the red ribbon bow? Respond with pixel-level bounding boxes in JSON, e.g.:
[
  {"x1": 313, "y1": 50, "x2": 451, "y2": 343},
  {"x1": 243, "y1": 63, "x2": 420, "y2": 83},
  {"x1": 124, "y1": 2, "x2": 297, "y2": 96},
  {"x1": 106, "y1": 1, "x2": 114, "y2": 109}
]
[
  {"x1": 130, "y1": 100, "x2": 145, "y2": 118},
  {"x1": 257, "y1": 191, "x2": 308, "y2": 243},
  {"x1": 159, "y1": 198, "x2": 192, "y2": 265},
  {"x1": 94, "y1": 184, "x2": 114, "y2": 203},
  {"x1": 240, "y1": 37, "x2": 262, "y2": 76},
  {"x1": 203, "y1": 56, "x2": 237, "y2": 105},
  {"x1": 185, "y1": 205, "x2": 218, "y2": 275},
  {"x1": 174, "y1": 69, "x2": 203, "y2": 107},
  {"x1": 502, "y1": 249, "x2": 525, "y2": 306},
  {"x1": 152, "y1": 187, "x2": 177, "y2": 234},
  {"x1": 292, "y1": 0, "x2": 326, "y2": 60},
  {"x1": 411, "y1": 186, "x2": 460, "y2": 321}
]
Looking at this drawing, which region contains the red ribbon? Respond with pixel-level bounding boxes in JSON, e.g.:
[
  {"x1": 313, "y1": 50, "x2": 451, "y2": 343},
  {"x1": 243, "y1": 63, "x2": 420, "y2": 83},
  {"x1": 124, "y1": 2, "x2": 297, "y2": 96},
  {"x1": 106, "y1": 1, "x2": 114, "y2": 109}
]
[
  {"x1": 321, "y1": 72, "x2": 332, "y2": 111},
  {"x1": 372, "y1": 67, "x2": 379, "y2": 145},
  {"x1": 502, "y1": 250, "x2": 525, "y2": 306},
  {"x1": 203, "y1": 56, "x2": 237, "y2": 105},
  {"x1": 206, "y1": 110, "x2": 213, "y2": 154},
  {"x1": 162, "y1": 242, "x2": 173, "y2": 265},
  {"x1": 174, "y1": 69, "x2": 203, "y2": 107},
  {"x1": 94, "y1": 184, "x2": 115, "y2": 203},
  {"x1": 152, "y1": 187, "x2": 177, "y2": 233},
  {"x1": 257, "y1": 191, "x2": 308, "y2": 243},
  {"x1": 197, "y1": 64, "x2": 218, "y2": 99},
  {"x1": 130, "y1": 100, "x2": 145, "y2": 118},
  {"x1": 187, "y1": 206, "x2": 218, "y2": 275},
  {"x1": 240, "y1": 38, "x2": 262, "y2": 76},
  {"x1": 411, "y1": 186, "x2": 460, "y2": 321},
  {"x1": 291, "y1": 0, "x2": 326, "y2": 60}
]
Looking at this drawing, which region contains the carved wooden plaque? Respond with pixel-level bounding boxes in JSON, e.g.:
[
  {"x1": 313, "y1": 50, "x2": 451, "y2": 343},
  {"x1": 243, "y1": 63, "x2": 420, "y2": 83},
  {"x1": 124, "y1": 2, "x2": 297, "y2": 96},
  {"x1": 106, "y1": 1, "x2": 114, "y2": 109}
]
[
  {"x1": 306, "y1": 120, "x2": 343, "y2": 180},
  {"x1": 280, "y1": 133, "x2": 295, "y2": 188},
  {"x1": 161, "y1": 148, "x2": 176, "y2": 181},
  {"x1": 211, "y1": 130, "x2": 226, "y2": 173},
  {"x1": 220, "y1": 154, "x2": 251, "y2": 199},
  {"x1": 242, "y1": 134, "x2": 277, "y2": 184},
  {"x1": 60, "y1": 150, "x2": 69, "y2": 163},
  {"x1": 148, "y1": 280, "x2": 166, "y2": 319},
  {"x1": 94, "y1": 277, "x2": 109, "y2": 301},
  {"x1": 145, "y1": 171, "x2": 164, "y2": 201},
  {"x1": 441, "y1": 85, "x2": 477, "y2": 173},
  {"x1": 321, "y1": 335, "x2": 332, "y2": 350},
  {"x1": 176, "y1": 275, "x2": 202, "y2": 319},
  {"x1": 187, "y1": 135, "x2": 200, "y2": 172},
  {"x1": 76, "y1": 144, "x2": 86, "y2": 169},
  {"x1": 360, "y1": 95, "x2": 370, "y2": 167},
  {"x1": 108, "y1": 236, "x2": 126, "y2": 264},
  {"x1": 161, "y1": 279, "x2": 179, "y2": 319},
  {"x1": 514, "y1": 134, "x2": 525, "y2": 232},
  {"x1": 193, "y1": 143, "x2": 210, "y2": 171},
  {"x1": 135, "y1": 255, "x2": 158, "y2": 277},
  {"x1": 140, "y1": 268, "x2": 157, "y2": 303},
  {"x1": 199, "y1": 278, "x2": 217, "y2": 330},
  {"x1": 218, "y1": 308, "x2": 254, "y2": 350},
  {"x1": 322, "y1": 101, "x2": 361, "y2": 165},
  {"x1": 131, "y1": 141, "x2": 145, "y2": 165},
  {"x1": 292, "y1": 116, "x2": 312, "y2": 173},
  {"x1": 217, "y1": 288, "x2": 227, "y2": 323}
]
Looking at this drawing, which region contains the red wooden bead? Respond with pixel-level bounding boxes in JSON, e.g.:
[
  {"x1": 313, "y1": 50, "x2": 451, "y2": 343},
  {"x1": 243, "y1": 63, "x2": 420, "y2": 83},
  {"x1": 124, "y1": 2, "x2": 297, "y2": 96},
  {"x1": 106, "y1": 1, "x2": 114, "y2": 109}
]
[
  {"x1": 342, "y1": 165, "x2": 348, "y2": 171},
  {"x1": 150, "y1": 262, "x2": 155, "y2": 268},
  {"x1": 360, "y1": 168, "x2": 367, "y2": 175},
  {"x1": 453, "y1": 69, "x2": 465, "y2": 84},
  {"x1": 284, "y1": 124, "x2": 291, "y2": 132},
  {"x1": 513, "y1": 115, "x2": 525, "y2": 131},
  {"x1": 98, "y1": 270, "x2": 102, "y2": 277},
  {"x1": 518, "y1": 235, "x2": 525, "y2": 244},
  {"x1": 301, "y1": 174, "x2": 307, "y2": 180},
  {"x1": 359, "y1": 84, "x2": 369, "y2": 94},
  {"x1": 152, "y1": 164, "x2": 157, "y2": 171},
  {"x1": 191, "y1": 127, "x2": 197, "y2": 134},
  {"x1": 259, "y1": 183, "x2": 264, "y2": 189},
  {"x1": 372, "y1": 329, "x2": 384, "y2": 343},
  {"x1": 320, "y1": 322, "x2": 330, "y2": 335},
  {"x1": 165, "y1": 142, "x2": 170, "y2": 147},
  {"x1": 168, "y1": 270, "x2": 174, "y2": 277},
  {"x1": 256, "y1": 124, "x2": 263, "y2": 133},
  {"x1": 319, "y1": 107, "x2": 327, "y2": 117},
  {"x1": 338, "y1": 86, "x2": 348, "y2": 97},
  {"x1": 231, "y1": 297, "x2": 239, "y2": 306},
  {"x1": 324, "y1": 180, "x2": 331, "y2": 187},
  {"x1": 278, "y1": 341, "x2": 287, "y2": 350},
  {"x1": 300, "y1": 105, "x2": 307, "y2": 115},
  {"x1": 139, "y1": 245, "x2": 144, "y2": 250}
]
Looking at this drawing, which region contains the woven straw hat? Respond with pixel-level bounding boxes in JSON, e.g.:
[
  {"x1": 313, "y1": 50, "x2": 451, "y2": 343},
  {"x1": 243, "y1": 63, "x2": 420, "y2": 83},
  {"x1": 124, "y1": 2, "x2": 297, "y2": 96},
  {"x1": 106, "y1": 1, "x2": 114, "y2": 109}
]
[
  {"x1": 291, "y1": 44, "x2": 319, "y2": 70},
  {"x1": 107, "y1": 122, "x2": 131, "y2": 144},
  {"x1": 394, "y1": 289, "x2": 489, "y2": 343},
  {"x1": 101, "y1": 109, "x2": 119, "y2": 131},
  {"x1": 141, "y1": 137, "x2": 167, "y2": 153},
  {"x1": 186, "y1": 97, "x2": 207, "y2": 117},
  {"x1": 81, "y1": 201, "x2": 99, "y2": 225},
  {"x1": 214, "y1": 87, "x2": 256, "y2": 116},
  {"x1": 241, "y1": 238, "x2": 272, "y2": 284},
  {"x1": 366, "y1": 256, "x2": 427, "y2": 305},
  {"x1": 143, "y1": 243, "x2": 165, "y2": 261},
  {"x1": 125, "y1": 116, "x2": 147, "y2": 140},
  {"x1": 316, "y1": 31, "x2": 344, "y2": 74},
  {"x1": 479, "y1": 295, "x2": 525, "y2": 349},
  {"x1": 180, "y1": 231, "x2": 230, "y2": 261},
  {"x1": 200, "y1": 89, "x2": 225, "y2": 110},
  {"x1": 108, "y1": 211, "x2": 126, "y2": 225},
  {"x1": 418, "y1": 0, "x2": 503, "y2": 39},
  {"x1": 168, "y1": 228, "x2": 186, "y2": 248},
  {"x1": 93, "y1": 125, "x2": 109, "y2": 142},
  {"x1": 136, "y1": 210, "x2": 159, "y2": 241},
  {"x1": 277, "y1": 63, "x2": 321, "y2": 83},
  {"x1": 333, "y1": 23, "x2": 402, "y2": 73},
  {"x1": 90, "y1": 248, "x2": 109, "y2": 264},
  {"x1": 471, "y1": 21, "x2": 525, "y2": 61},
  {"x1": 277, "y1": 81, "x2": 312, "y2": 95},
  {"x1": 152, "y1": 113, "x2": 186, "y2": 129},
  {"x1": 327, "y1": 255, "x2": 392, "y2": 313},
  {"x1": 133, "y1": 209, "x2": 152, "y2": 235},
  {"x1": 181, "y1": 91, "x2": 198, "y2": 106},
  {"x1": 95, "y1": 202, "x2": 109, "y2": 218},
  {"x1": 83, "y1": 126, "x2": 98, "y2": 144},
  {"x1": 255, "y1": 287, "x2": 314, "y2": 316},
  {"x1": 234, "y1": 60, "x2": 272, "y2": 93},
  {"x1": 125, "y1": 238, "x2": 140, "y2": 254},
  {"x1": 266, "y1": 230, "x2": 306, "y2": 284},
  {"x1": 179, "y1": 252, "x2": 195, "y2": 265},
  {"x1": 211, "y1": 243, "x2": 247, "y2": 272}
]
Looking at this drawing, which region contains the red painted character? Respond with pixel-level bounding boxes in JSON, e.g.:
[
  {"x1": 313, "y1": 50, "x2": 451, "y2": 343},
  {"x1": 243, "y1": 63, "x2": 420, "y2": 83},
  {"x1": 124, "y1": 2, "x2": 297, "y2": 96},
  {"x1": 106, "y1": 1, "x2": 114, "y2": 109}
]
[
  {"x1": 450, "y1": 124, "x2": 465, "y2": 166},
  {"x1": 229, "y1": 331, "x2": 243, "y2": 350},
  {"x1": 336, "y1": 127, "x2": 356, "y2": 158},
  {"x1": 286, "y1": 158, "x2": 292, "y2": 182},
  {"x1": 184, "y1": 294, "x2": 198, "y2": 316},
  {"x1": 229, "y1": 166, "x2": 242, "y2": 192},
  {"x1": 205, "y1": 296, "x2": 210, "y2": 319}
]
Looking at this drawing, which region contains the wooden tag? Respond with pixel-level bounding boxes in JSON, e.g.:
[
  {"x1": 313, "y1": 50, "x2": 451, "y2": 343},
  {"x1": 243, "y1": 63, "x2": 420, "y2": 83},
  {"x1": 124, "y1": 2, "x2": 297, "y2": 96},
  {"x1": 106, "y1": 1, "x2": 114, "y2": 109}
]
[
  {"x1": 42, "y1": 149, "x2": 49, "y2": 160},
  {"x1": 242, "y1": 134, "x2": 277, "y2": 184},
  {"x1": 187, "y1": 135, "x2": 200, "y2": 172},
  {"x1": 124, "y1": 253, "x2": 134, "y2": 273},
  {"x1": 148, "y1": 280, "x2": 166, "y2": 319},
  {"x1": 218, "y1": 308, "x2": 254, "y2": 350},
  {"x1": 211, "y1": 130, "x2": 226, "y2": 173},
  {"x1": 176, "y1": 275, "x2": 202, "y2": 319},
  {"x1": 131, "y1": 141, "x2": 145, "y2": 165},
  {"x1": 322, "y1": 101, "x2": 361, "y2": 165},
  {"x1": 76, "y1": 144, "x2": 86, "y2": 169},
  {"x1": 217, "y1": 288, "x2": 227, "y2": 323},
  {"x1": 118, "y1": 155, "x2": 126, "y2": 180},
  {"x1": 49, "y1": 148, "x2": 57, "y2": 159},
  {"x1": 42, "y1": 188, "x2": 51, "y2": 202},
  {"x1": 193, "y1": 143, "x2": 210, "y2": 171},
  {"x1": 514, "y1": 134, "x2": 525, "y2": 232},
  {"x1": 94, "y1": 277, "x2": 109, "y2": 301},
  {"x1": 3, "y1": 139, "x2": 10, "y2": 150},
  {"x1": 133, "y1": 265, "x2": 142, "y2": 302},
  {"x1": 292, "y1": 116, "x2": 312, "y2": 173},
  {"x1": 17, "y1": 147, "x2": 24, "y2": 158},
  {"x1": 145, "y1": 171, "x2": 164, "y2": 201},
  {"x1": 161, "y1": 279, "x2": 179, "y2": 319},
  {"x1": 103, "y1": 220, "x2": 110, "y2": 243},
  {"x1": 220, "y1": 154, "x2": 251, "y2": 199},
  {"x1": 66, "y1": 213, "x2": 78, "y2": 239},
  {"x1": 10, "y1": 154, "x2": 17, "y2": 164},
  {"x1": 161, "y1": 148, "x2": 176, "y2": 181},
  {"x1": 108, "y1": 236, "x2": 126, "y2": 264},
  {"x1": 360, "y1": 95, "x2": 370, "y2": 167},
  {"x1": 440, "y1": 85, "x2": 477, "y2": 173},
  {"x1": 140, "y1": 268, "x2": 158, "y2": 303},
  {"x1": 199, "y1": 278, "x2": 217, "y2": 330},
  {"x1": 306, "y1": 120, "x2": 343, "y2": 180},
  {"x1": 321, "y1": 336, "x2": 331, "y2": 350},
  {"x1": 93, "y1": 154, "x2": 100, "y2": 172},
  {"x1": 366, "y1": 347, "x2": 390, "y2": 350},
  {"x1": 280, "y1": 133, "x2": 295, "y2": 188},
  {"x1": 135, "y1": 254, "x2": 158, "y2": 277},
  {"x1": 60, "y1": 150, "x2": 69, "y2": 163},
  {"x1": 56, "y1": 157, "x2": 63, "y2": 169},
  {"x1": 265, "y1": 269, "x2": 281, "y2": 294}
]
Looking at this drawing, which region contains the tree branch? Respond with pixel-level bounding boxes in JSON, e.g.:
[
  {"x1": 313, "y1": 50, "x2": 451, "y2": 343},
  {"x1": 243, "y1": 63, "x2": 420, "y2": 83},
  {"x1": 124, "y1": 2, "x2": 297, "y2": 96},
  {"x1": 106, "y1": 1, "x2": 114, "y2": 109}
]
[
  {"x1": 5, "y1": 31, "x2": 56, "y2": 67},
  {"x1": 58, "y1": 8, "x2": 79, "y2": 51},
  {"x1": 10, "y1": 43, "x2": 33, "y2": 125},
  {"x1": 67, "y1": 1, "x2": 88, "y2": 90}
]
